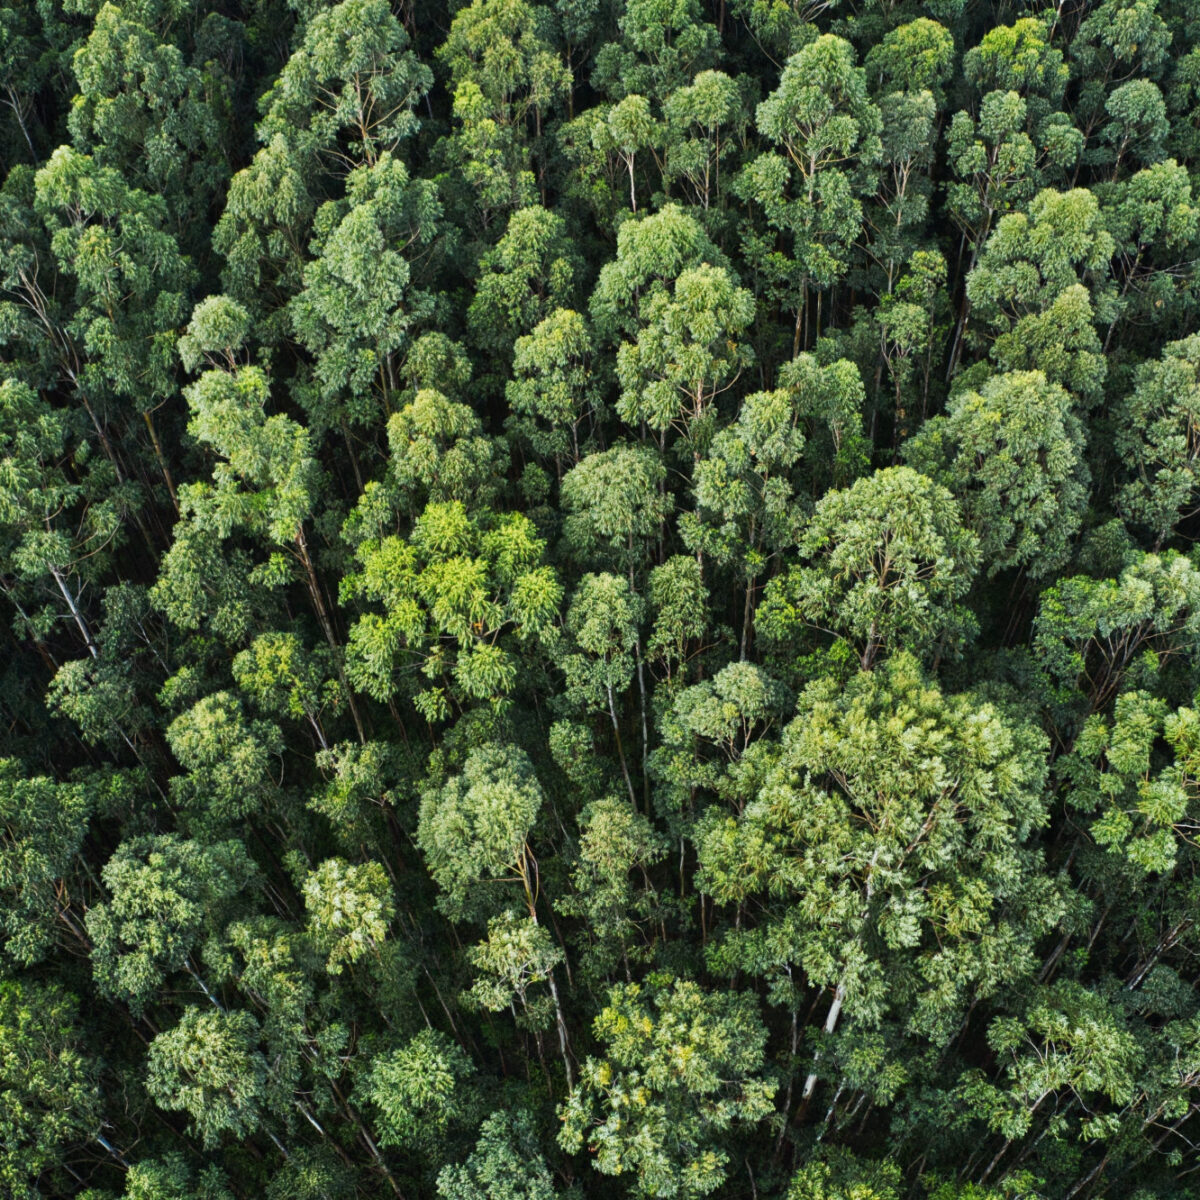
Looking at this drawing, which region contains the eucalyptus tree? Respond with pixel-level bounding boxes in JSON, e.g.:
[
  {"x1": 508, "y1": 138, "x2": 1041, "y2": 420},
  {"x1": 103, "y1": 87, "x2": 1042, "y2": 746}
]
[
  {"x1": 467, "y1": 205, "x2": 580, "y2": 366},
  {"x1": 1100, "y1": 160, "x2": 1200, "y2": 351},
  {"x1": 697, "y1": 655, "x2": 1059, "y2": 1115},
  {"x1": 506, "y1": 308, "x2": 604, "y2": 478},
  {"x1": 616, "y1": 262, "x2": 754, "y2": 460},
  {"x1": 0, "y1": 761, "x2": 90, "y2": 967},
  {"x1": 759, "y1": 466, "x2": 980, "y2": 672},
  {"x1": 164, "y1": 357, "x2": 366, "y2": 739},
  {"x1": 0, "y1": 981, "x2": 102, "y2": 1200},
  {"x1": 904, "y1": 370, "x2": 1089, "y2": 579},
  {"x1": 737, "y1": 34, "x2": 882, "y2": 355},
  {"x1": 558, "y1": 974, "x2": 776, "y2": 1198},
  {"x1": 68, "y1": 2, "x2": 232, "y2": 240},
  {"x1": 437, "y1": 0, "x2": 570, "y2": 233},
  {"x1": 341, "y1": 500, "x2": 560, "y2": 721},
  {"x1": 1114, "y1": 334, "x2": 1200, "y2": 546},
  {"x1": 146, "y1": 1007, "x2": 270, "y2": 1149},
  {"x1": 86, "y1": 833, "x2": 256, "y2": 1017},
  {"x1": 417, "y1": 743, "x2": 573, "y2": 1076},
  {"x1": 438, "y1": 1110, "x2": 560, "y2": 1200},
  {"x1": 684, "y1": 384, "x2": 807, "y2": 653},
  {"x1": 288, "y1": 152, "x2": 440, "y2": 442},
  {"x1": 962, "y1": 187, "x2": 1115, "y2": 404}
]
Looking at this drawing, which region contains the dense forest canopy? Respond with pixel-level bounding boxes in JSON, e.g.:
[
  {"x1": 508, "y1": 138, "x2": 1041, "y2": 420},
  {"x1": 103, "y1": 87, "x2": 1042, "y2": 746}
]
[{"x1": 3, "y1": 0, "x2": 1200, "y2": 1196}]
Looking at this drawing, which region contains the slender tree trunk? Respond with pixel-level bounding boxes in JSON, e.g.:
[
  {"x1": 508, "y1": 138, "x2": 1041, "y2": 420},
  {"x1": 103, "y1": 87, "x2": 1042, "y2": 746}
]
[
  {"x1": 607, "y1": 683, "x2": 638, "y2": 808},
  {"x1": 296, "y1": 525, "x2": 366, "y2": 743},
  {"x1": 143, "y1": 409, "x2": 179, "y2": 513},
  {"x1": 51, "y1": 565, "x2": 99, "y2": 659},
  {"x1": 545, "y1": 970, "x2": 574, "y2": 1088},
  {"x1": 800, "y1": 982, "x2": 844, "y2": 1103}
]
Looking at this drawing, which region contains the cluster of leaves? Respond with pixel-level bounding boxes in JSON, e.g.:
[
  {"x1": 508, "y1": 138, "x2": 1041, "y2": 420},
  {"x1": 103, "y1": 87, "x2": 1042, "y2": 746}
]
[{"x1": 5, "y1": 1, "x2": 1200, "y2": 1199}]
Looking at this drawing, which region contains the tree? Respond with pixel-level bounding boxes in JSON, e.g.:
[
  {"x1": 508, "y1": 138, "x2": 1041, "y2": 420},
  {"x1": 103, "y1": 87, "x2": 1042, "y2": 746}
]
[
  {"x1": 558, "y1": 974, "x2": 776, "y2": 1199},
  {"x1": 685, "y1": 384, "x2": 808, "y2": 655},
  {"x1": 466, "y1": 908, "x2": 564, "y2": 1021},
  {"x1": 556, "y1": 794, "x2": 666, "y2": 982},
  {"x1": 591, "y1": 0, "x2": 720, "y2": 105},
  {"x1": 589, "y1": 203, "x2": 724, "y2": 343},
  {"x1": 259, "y1": 0, "x2": 432, "y2": 168},
  {"x1": 563, "y1": 572, "x2": 645, "y2": 805},
  {"x1": 146, "y1": 1007, "x2": 269, "y2": 1148},
  {"x1": 34, "y1": 144, "x2": 194, "y2": 499},
  {"x1": 1100, "y1": 160, "x2": 1200, "y2": 352},
  {"x1": 646, "y1": 554, "x2": 709, "y2": 684},
  {"x1": 166, "y1": 690, "x2": 283, "y2": 830},
  {"x1": 436, "y1": 0, "x2": 569, "y2": 233},
  {"x1": 561, "y1": 444, "x2": 672, "y2": 576},
  {"x1": 302, "y1": 858, "x2": 394, "y2": 974},
  {"x1": 0, "y1": 759, "x2": 90, "y2": 966},
  {"x1": 171, "y1": 359, "x2": 365, "y2": 738},
  {"x1": 506, "y1": 308, "x2": 604, "y2": 478},
  {"x1": 615, "y1": 262, "x2": 755, "y2": 459},
  {"x1": 354, "y1": 387, "x2": 507, "y2": 522},
  {"x1": 289, "y1": 153, "x2": 440, "y2": 436},
  {"x1": 737, "y1": 34, "x2": 882, "y2": 354},
  {"x1": 0, "y1": 377, "x2": 129, "y2": 662},
  {"x1": 86, "y1": 834, "x2": 256, "y2": 1016},
  {"x1": 438, "y1": 1110, "x2": 559, "y2": 1200},
  {"x1": 467, "y1": 205, "x2": 580, "y2": 361},
  {"x1": 650, "y1": 660, "x2": 786, "y2": 825},
  {"x1": 67, "y1": 3, "x2": 231, "y2": 238},
  {"x1": 466, "y1": 910, "x2": 571, "y2": 1086},
  {"x1": 697, "y1": 654, "x2": 1058, "y2": 1107},
  {"x1": 955, "y1": 982, "x2": 1143, "y2": 1186},
  {"x1": 865, "y1": 19, "x2": 955, "y2": 102},
  {"x1": 599, "y1": 92, "x2": 661, "y2": 214},
  {"x1": 903, "y1": 370, "x2": 1089, "y2": 579},
  {"x1": 662, "y1": 70, "x2": 748, "y2": 215},
  {"x1": 758, "y1": 466, "x2": 980, "y2": 670},
  {"x1": 233, "y1": 630, "x2": 335, "y2": 750},
  {"x1": 962, "y1": 17, "x2": 1069, "y2": 121},
  {"x1": 342, "y1": 501, "x2": 560, "y2": 719},
  {"x1": 1033, "y1": 550, "x2": 1200, "y2": 721},
  {"x1": 786, "y1": 1148, "x2": 901, "y2": 1200},
  {"x1": 356, "y1": 1029, "x2": 473, "y2": 1153},
  {"x1": 1060, "y1": 688, "x2": 1200, "y2": 879},
  {"x1": 0, "y1": 981, "x2": 101, "y2": 1199},
  {"x1": 963, "y1": 188, "x2": 1114, "y2": 403},
  {"x1": 1115, "y1": 335, "x2": 1200, "y2": 546},
  {"x1": 417, "y1": 742, "x2": 544, "y2": 918}
]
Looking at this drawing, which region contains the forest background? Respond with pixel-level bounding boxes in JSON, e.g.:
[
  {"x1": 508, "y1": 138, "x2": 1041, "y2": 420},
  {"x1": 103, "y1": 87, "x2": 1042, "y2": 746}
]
[{"x1": 2, "y1": 0, "x2": 1200, "y2": 1197}]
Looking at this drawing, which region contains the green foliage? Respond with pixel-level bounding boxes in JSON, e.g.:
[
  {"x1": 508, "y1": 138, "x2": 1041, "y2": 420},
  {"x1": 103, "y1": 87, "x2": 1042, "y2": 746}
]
[
  {"x1": 86, "y1": 834, "x2": 256, "y2": 1015},
  {"x1": 904, "y1": 370, "x2": 1088, "y2": 578},
  {"x1": 357, "y1": 1028, "x2": 473, "y2": 1152},
  {"x1": 561, "y1": 443, "x2": 672, "y2": 571},
  {"x1": 698, "y1": 655, "x2": 1058, "y2": 1056},
  {"x1": 166, "y1": 691, "x2": 283, "y2": 827},
  {"x1": 289, "y1": 153, "x2": 440, "y2": 429},
  {"x1": 417, "y1": 742, "x2": 544, "y2": 917},
  {"x1": 10, "y1": 1, "x2": 1200, "y2": 1195},
  {"x1": 303, "y1": 857, "x2": 394, "y2": 973},
  {"x1": 343, "y1": 501, "x2": 560, "y2": 714},
  {"x1": 559, "y1": 974, "x2": 776, "y2": 1197},
  {"x1": 759, "y1": 466, "x2": 980, "y2": 669},
  {"x1": 146, "y1": 1007, "x2": 268, "y2": 1148},
  {"x1": 0, "y1": 760, "x2": 90, "y2": 965},
  {"x1": 437, "y1": 1110, "x2": 559, "y2": 1200},
  {"x1": 465, "y1": 909, "x2": 563, "y2": 1024},
  {"x1": 0, "y1": 981, "x2": 100, "y2": 1200},
  {"x1": 1115, "y1": 334, "x2": 1200, "y2": 545}
]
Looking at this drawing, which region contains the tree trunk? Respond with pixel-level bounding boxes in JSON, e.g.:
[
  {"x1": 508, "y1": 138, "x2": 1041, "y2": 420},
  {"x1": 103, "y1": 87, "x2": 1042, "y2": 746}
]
[{"x1": 296, "y1": 525, "x2": 366, "y2": 743}]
